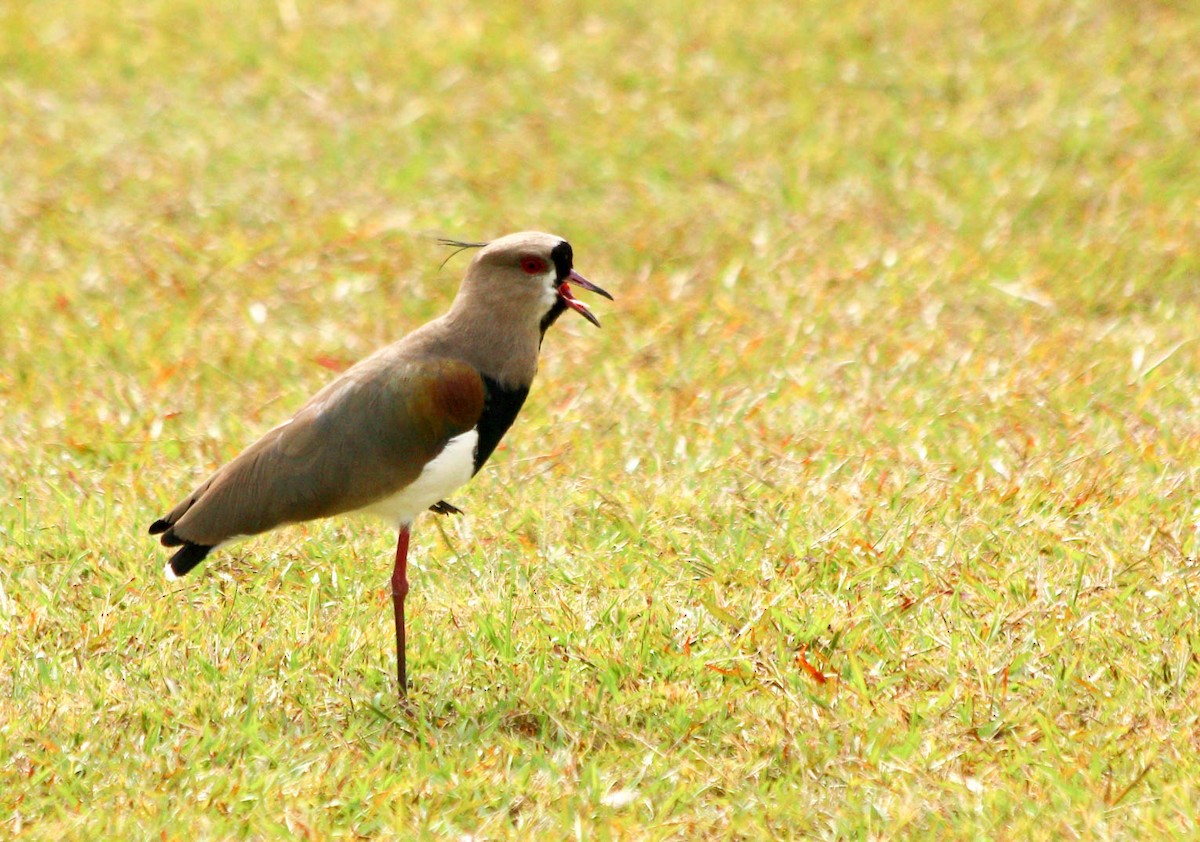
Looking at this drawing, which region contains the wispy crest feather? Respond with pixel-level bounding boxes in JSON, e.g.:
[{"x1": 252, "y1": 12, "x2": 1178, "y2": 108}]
[{"x1": 436, "y1": 237, "x2": 488, "y2": 269}]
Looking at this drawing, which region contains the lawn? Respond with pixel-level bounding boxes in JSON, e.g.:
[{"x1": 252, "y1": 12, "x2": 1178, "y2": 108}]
[{"x1": 3, "y1": 0, "x2": 1200, "y2": 837}]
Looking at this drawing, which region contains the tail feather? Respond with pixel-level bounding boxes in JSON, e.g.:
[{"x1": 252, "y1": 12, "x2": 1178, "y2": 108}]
[
  {"x1": 151, "y1": 513, "x2": 213, "y2": 577},
  {"x1": 168, "y1": 542, "x2": 214, "y2": 577},
  {"x1": 152, "y1": 477, "x2": 218, "y2": 577}
]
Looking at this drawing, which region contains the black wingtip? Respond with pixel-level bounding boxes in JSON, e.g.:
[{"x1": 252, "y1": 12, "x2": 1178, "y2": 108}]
[
  {"x1": 157, "y1": 527, "x2": 185, "y2": 548},
  {"x1": 169, "y1": 542, "x2": 214, "y2": 577},
  {"x1": 148, "y1": 519, "x2": 170, "y2": 536}
]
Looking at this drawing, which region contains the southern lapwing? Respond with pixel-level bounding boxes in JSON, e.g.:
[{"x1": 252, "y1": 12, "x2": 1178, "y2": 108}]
[{"x1": 149, "y1": 231, "x2": 611, "y2": 697}]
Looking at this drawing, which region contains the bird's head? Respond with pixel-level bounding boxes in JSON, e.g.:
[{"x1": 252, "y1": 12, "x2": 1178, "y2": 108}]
[{"x1": 442, "y1": 232, "x2": 613, "y2": 334}]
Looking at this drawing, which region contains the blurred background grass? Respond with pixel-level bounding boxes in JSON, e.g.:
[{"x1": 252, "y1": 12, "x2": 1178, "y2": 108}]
[{"x1": 2, "y1": 0, "x2": 1200, "y2": 837}]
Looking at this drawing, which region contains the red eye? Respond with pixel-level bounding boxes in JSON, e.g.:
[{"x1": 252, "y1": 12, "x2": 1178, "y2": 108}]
[{"x1": 520, "y1": 256, "x2": 549, "y2": 275}]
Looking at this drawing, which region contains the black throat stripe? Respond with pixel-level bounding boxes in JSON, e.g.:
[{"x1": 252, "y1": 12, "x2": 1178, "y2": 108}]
[
  {"x1": 539, "y1": 299, "x2": 568, "y2": 338},
  {"x1": 474, "y1": 375, "x2": 530, "y2": 474},
  {"x1": 541, "y1": 238, "x2": 574, "y2": 339}
]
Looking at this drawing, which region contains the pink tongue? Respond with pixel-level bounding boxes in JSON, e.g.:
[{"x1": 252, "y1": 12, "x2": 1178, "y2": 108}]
[{"x1": 558, "y1": 283, "x2": 599, "y2": 325}]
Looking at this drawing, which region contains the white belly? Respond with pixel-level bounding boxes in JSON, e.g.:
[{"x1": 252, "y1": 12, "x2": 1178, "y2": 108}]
[{"x1": 363, "y1": 429, "x2": 478, "y2": 526}]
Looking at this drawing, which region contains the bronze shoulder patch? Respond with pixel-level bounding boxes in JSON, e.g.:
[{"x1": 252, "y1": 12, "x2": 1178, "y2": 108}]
[{"x1": 426, "y1": 361, "x2": 485, "y2": 435}]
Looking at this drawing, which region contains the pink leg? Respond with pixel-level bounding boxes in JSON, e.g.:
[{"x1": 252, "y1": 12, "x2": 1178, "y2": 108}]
[{"x1": 391, "y1": 526, "x2": 411, "y2": 698}]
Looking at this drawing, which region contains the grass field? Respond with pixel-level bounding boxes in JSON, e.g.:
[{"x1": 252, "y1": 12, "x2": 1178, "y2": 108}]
[{"x1": 3, "y1": 0, "x2": 1200, "y2": 837}]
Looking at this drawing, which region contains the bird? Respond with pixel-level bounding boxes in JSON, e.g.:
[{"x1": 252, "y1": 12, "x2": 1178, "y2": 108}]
[{"x1": 149, "y1": 231, "x2": 612, "y2": 698}]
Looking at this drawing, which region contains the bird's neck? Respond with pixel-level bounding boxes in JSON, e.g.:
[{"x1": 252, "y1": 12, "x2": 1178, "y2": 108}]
[{"x1": 433, "y1": 301, "x2": 542, "y2": 388}]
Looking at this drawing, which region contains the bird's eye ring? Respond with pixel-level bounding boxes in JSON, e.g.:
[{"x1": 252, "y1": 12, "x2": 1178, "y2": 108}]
[{"x1": 520, "y1": 256, "x2": 549, "y2": 275}]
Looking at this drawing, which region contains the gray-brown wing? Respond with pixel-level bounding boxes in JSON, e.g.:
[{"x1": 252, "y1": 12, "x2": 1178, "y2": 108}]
[{"x1": 154, "y1": 356, "x2": 485, "y2": 548}]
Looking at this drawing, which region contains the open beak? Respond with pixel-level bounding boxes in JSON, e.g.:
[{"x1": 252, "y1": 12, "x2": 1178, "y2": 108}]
[{"x1": 557, "y1": 269, "x2": 613, "y2": 328}]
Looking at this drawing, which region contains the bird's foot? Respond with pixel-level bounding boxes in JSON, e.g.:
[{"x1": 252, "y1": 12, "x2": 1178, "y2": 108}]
[{"x1": 428, "y1": 500, "x2": 463, "y2": 516}]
